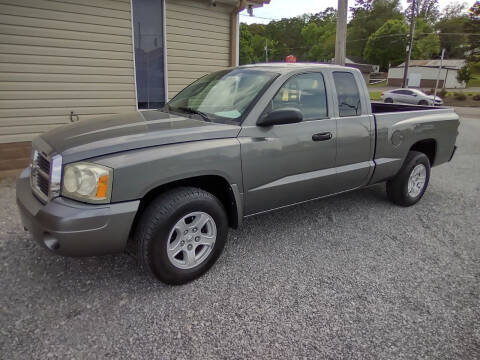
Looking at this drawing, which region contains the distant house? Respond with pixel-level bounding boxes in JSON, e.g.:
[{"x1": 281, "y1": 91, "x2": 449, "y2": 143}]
[
  {"x1": 345, "y1": 57, "x2": 378, "y2": 84},
  {"x1": 0, "y1": 0, "x2": 270, "y2": 170},
  {"x1": 387, "y1": 60, "x2": 467, "y2": 89}
]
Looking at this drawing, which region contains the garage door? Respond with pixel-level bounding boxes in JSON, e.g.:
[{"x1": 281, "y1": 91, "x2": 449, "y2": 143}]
[{"x1": 0, "y1": 0, "x2": 137, "y2": 143}]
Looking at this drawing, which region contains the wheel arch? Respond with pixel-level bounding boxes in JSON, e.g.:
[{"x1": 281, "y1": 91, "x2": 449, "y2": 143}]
[
  {"x1": 409, "y1": 138, "x2": 437, "y2": 166},
  {"x1": 129, "y1": 175, "x2": 242, "y2": 241}
]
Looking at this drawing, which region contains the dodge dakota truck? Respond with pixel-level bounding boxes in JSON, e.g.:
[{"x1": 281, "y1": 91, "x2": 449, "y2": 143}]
[{"x1": 16, "y1": 64, "x2": 459, "y2": 284}]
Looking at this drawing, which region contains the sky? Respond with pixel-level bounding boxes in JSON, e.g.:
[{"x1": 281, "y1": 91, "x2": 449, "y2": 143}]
[{"x1": 239, "y1": 0, "x2": 468, "y2": 24}]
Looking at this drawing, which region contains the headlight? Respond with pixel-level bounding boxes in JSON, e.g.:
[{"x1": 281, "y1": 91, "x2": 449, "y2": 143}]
[{"x1": 62, "y1": 162, "x2": 113, "y2": 203}]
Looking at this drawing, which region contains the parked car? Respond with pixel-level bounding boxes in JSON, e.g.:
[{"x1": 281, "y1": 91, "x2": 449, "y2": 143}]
[
  {"x1": 17, "y1": 64, "x2": 459, "y2": 285},
  {"x1": 381, "y1": 88, "x2": 443, "y2": 105}
]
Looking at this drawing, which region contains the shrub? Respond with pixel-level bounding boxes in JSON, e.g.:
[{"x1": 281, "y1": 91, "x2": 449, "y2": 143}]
[
  {"x1": 454, "y1": 92, "x2": 467, "y2": 100},
  {"x1": 457, "y1": 64, "x2": 472, "y2": 84},
  {"x1": 473, "y1": 94, "x2": 480, "y2": 101},
  {"x1": 438, "y1": 88, "x2": 447, "y2": 98}
]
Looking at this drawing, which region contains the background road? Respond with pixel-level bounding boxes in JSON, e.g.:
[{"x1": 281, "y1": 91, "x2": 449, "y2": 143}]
[{"x1": 1, "y1": 108, "x2": 479, "y2": 359}]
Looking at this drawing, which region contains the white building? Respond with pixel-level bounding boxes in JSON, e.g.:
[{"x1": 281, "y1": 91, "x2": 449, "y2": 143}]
[{"x1": 387, "y1": 59, "x2": 467, "y2": 89}]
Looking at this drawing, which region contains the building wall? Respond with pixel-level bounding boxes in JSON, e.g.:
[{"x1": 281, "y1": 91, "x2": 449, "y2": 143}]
[
  {"x1": 165, "y1": 0, "x2": 233, "y2": 100},
  {"x1": 387, "y1": 66, "x2": 464, "y2": 89},
  {"x1": 387, "y1": 78, "x2": 444, "y2": 88},
  {"x1": 0, "y1": 0, "x2": 137, "y2": 144},
  {"x1": 445, "y1": 69, "x2": 464, "y2": 89}
]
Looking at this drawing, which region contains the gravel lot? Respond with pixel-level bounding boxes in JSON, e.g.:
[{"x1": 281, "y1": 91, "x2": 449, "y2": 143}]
[{"x1": 1, "y1": 109, "x2": 479, "y2": 359}]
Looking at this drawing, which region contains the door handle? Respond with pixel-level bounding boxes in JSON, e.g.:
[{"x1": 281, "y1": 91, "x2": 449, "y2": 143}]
[{"x1": 312, "y1": 132, "x2": 332, "y2": 141}]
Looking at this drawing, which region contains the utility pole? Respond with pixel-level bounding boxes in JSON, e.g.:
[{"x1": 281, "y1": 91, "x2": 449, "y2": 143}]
[
  {"x1": 335, "y1": 0, "x2": 348, "y2": 66},
  {"x1": 402, "y1": 0, "x2": 416, "y2": 88},
  {"x1": 433, "y1": 48, "x2": 445, "y2": 107},
  {"x1": 264, "y1": 39, "x2": 268, "y2": 63}
]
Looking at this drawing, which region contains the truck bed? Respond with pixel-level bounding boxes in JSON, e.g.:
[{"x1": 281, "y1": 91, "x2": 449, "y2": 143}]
[
  {"x1": 371, "y1": 102, "x2": 445, "y2": 113},
  {"x1": 369, "y1": 101, "x2": 459, "y2": 185}
]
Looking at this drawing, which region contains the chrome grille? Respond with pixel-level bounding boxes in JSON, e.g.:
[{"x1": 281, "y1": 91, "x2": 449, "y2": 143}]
[
  {"x1": 37, "y1": 154, "x2": 50, "y2": 174},
  {"x1": 31, "y1": 150, "x2": 51, "y2": 202}
]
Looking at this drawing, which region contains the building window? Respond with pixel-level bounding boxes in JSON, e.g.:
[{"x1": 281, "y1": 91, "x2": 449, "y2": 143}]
[{"x1": 132, "y1": 0, "x2": 165, "y2": 109}]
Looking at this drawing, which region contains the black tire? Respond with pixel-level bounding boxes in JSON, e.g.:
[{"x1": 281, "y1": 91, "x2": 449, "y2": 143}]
[
  {"x1": 418, "y1": 99, "x2": 429, "y2": 105},
  {"x1": 135, "y1": 187, "x2": 228, "y2": 285},
  {"x1": 386, "y1": 151, "x2": 431, "y2": 206},
  {"x1": 385, "y1": 98, "x2": 394, "y2": 103}
]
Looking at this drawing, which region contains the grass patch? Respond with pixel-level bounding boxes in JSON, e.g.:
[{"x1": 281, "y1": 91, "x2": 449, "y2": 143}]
[
  {"x1": 368, "y1": 80, "x2": 387, "y2": 88},
  {"x1": 468, "y1": 74, "x2": 480, "y2": 87},
  {"x1": 444, "y1": 90, "x2": 480, "y2": 97},
  {"x1": 369, "y1": 91, "x2": 382, "y2": 101}
]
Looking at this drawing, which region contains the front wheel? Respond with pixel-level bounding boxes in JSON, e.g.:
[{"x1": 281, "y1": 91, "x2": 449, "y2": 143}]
[
  {"x1": 135, "y1": 187, "x2": 228, "y2": 285},
  {"x1": 384, "y1": 98, "x2": 394, "y2": 103},
  {"x1": 386, "y1": 151, "x2": 431, "y2": 206},
  {"x1": 418, "y1": 99, "x2": 429, "y2": 105}
]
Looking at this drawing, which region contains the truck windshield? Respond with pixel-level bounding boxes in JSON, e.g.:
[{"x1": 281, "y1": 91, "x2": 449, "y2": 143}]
[{"x1": 166, "y1": 69, "x2": 278, "y2": 123}]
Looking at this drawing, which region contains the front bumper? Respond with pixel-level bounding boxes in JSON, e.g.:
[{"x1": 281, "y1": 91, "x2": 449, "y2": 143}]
[{"x1": 16, "y1": 168, "x2": 139, "y2": 257}]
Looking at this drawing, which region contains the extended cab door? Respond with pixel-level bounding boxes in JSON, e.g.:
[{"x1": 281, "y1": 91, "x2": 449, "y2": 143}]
[
  {"x1": 330, "y1": 70, "x2": 375, "y2": 191},
  {"x1": 239, "y1": 72, "x2": 338, "y2": 215}
]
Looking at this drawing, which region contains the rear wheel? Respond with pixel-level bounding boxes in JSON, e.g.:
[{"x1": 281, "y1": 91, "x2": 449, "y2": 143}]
[
  {"x1": 385, "y1": 98, "x2": 394, "y2": 103},
  {"x1": 135, "y1": 187, "x2": 228, "y2": 285},
  {"x1": 386, "y1": 151, "x2": 430, "y2": 206}
]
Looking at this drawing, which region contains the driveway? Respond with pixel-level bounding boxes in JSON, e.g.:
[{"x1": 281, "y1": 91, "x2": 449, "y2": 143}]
[{"x1": 1, "y1": 109, "x2": 479, "y2": 359}]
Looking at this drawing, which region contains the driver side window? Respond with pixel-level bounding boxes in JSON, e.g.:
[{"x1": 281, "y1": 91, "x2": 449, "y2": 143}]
[{"x1": 265, "y1": 72, "x2": 328, "y2": 121}]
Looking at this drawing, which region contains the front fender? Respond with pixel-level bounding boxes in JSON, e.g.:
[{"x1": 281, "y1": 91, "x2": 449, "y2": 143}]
[{"x1": 92, "y1": 138, "x2": 243, "y2": 202}]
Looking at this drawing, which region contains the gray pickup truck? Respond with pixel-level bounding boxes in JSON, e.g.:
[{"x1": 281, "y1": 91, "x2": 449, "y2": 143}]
[{"x1": 17, "y1": 63, "x2": 459, "y2": 284}]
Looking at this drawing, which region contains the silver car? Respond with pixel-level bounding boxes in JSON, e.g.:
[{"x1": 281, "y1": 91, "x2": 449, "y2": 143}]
[{"x1": 382, "y1": 88, "x2": 443, "y2": 106}]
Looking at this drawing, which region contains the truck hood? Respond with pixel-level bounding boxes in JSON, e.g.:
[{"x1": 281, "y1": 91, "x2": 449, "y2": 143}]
[{"x1": 37, "y1": 111, "x2": 241, "y2": 163}]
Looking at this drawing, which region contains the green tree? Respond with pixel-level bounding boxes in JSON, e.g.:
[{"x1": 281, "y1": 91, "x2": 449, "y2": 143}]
[
  {"x1": 252, "y1": 34, "x2": 278, "y2": 62},
  {"x1": 239, "y1": 23, "x2": 255, "y2": 65},
  {"x1": 364, "y1": 19, "x2": 408, "y2": 70},
  {"x1": 442, "y1": 1, "x2": 468, "y2": 18},
  {"x1": 405, "y1": 0, "x2": 440, "y2": 23},
  {"x1": 412, "y1": 18, "x2": 440, "y2": 59},
  {"x1": 349, "y1": 0, "x2": 374, "y2": 15},
  {"x1": 347, "y1": 0, "x2": 404, "y2": 58},
  {"x1": 436, "y1": 15, "x2": 470, "y2": 59},
  {"x1": 264, "y1": 17, "x2": 308, "y2": 61},
  {"x1": 466, "y1": 2, "x2": 480, "y2": 63},
  {"x1": 301, "y1": 9, "x2": 337, "y2": 62},
  {"x1": 239, "y1": 23, "x2": 278, "y2": 64},
  {"x1": 457, "y1": 63, "x2": 472, "y2": 83}
]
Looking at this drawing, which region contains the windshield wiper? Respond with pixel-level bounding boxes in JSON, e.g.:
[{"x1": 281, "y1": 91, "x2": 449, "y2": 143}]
[{"x1": 175, "y1": 106, "x2": 212, "y2": 122}]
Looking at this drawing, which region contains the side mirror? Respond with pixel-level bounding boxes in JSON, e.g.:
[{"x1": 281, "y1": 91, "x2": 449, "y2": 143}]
[{"x1": 257, "y1": 108, "x2": 303, "y2": 127}]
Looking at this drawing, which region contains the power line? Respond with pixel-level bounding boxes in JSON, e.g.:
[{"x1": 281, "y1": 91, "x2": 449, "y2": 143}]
[
  {"x1": 239, "y1": 13, "x2": 281, "y2": 21},
  {"x1": 242, "y1": 32, "x2": 479, "y2": 52},
  {"x1": 260, "y1": 31, "x2": 474, "y2": 52}
]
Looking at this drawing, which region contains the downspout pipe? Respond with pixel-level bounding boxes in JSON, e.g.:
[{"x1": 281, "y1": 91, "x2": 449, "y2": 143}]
[{"x1": 231, "y1": 0, "x2": 247, "y2": 67}]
